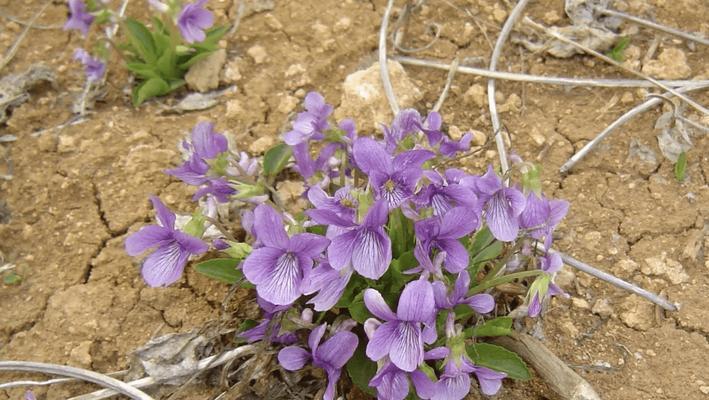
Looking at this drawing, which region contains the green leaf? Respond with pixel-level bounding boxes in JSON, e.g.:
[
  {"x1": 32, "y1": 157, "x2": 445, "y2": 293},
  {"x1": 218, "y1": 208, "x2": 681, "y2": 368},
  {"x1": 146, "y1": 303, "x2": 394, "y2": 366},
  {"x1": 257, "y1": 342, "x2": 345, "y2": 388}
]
[
  {"x1": 466, "y1": 343, "x2": 531, "y2": 380},
  {"x1": 223, "y1": 242, "x2": 252, "y2": 259},
  {"x1": 346, "y1": 342, "x2": 378, "y2": 396},
  {"x1": 335, "y1": 275, "x2": 365, "y2": 308},
  {"x1": 179, "y1": 51, "x2": 211, "y2": 69},
  {"x1": 124, "y1": 18, "x2": 157, "y2": 63},
  {"x1": 125, "y1": 63, "x2": 162, "y2": 80},
  {"x1": 387, "y1": 209, "x2": 413, "y2": 259},
  {"x1": 132, "y1": 77, "x2": 170, "y2": 106},
  {"x1": 607, "y1": 37, "x2": 631, "y2": 62},
  {"x1": 467, "y1": 227, "x2": 495, "y2": 256},
  {"x1": 464, "y1": 317, "x2": 513, "y2": 338},
  {"x1": 194, "y1": 258, "x2": 242, "y2": 284},
  {"x1": 348, "y1": 292, "x2": 370, "y2": 323},
  {"x1": 521, "y1": 164, "x2": 542, "y2": 194},
  {"x1": 674, "y1": 151, "x2": 687, "y2": 181},
  {"x1": 471, "y1": 240, "x2": 503, "y2": 266},
  {"x1": 263, "y1": 143, "x2": 292, "y2": 176},
  {"x1": 3, "y1": 272, "x2": 22, "y2": 285},
  {"x1": 183, "y1": 212, "x2": 206, "y2": 237}
]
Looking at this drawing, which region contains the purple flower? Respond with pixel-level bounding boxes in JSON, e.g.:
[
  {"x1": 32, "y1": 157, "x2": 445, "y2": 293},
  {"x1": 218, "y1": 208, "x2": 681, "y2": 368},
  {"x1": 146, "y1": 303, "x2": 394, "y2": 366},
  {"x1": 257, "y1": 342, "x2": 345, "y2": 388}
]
[
  {"x1": 284, "y1": 92, "x2": 333, "y2": 145},
  {"x1": 308, "y1": 199, "x2": 392, "y2": 279},
  {"x1": 439, "y1": 132, "x2": 473, "y2": 158},
  {"x1": 353, "y1": 137, "x2": 433, "y2": 208},
  {"x1": 411, "y1": 356, "x2": 506, "y2": 398},
  {"x1": 64, "y1": 0, "x2": 94, "y2": 36},
  {"x1": 291, "y1": 142, "x2": 337, "y2": 179},
  {"x1": 239, "y1": 297, "x2": 298, "y2": 344},
  {"x1": 73, "y1": 49, "x2": 105, "y2": 81},
  {"x1": 125, "y1": 196, "x2": 208, "y2": 287},
  {"x1": 177, "y1": 0, "x2": 214, "y2": 44},
  {"x1": 192, "y1": 177, "x2": 236, "y2": 202},
  {"x1": 414, "y1": 207, "x2": 479, "y2": 273},
  {"x1": 278, "y1": 324, "x2": 358, "y2": 400},
  {"x1": 382, "y1": 109, "x2": 423, "y2": 152},
  {"x1": 527, "y1": 252, "x2": 567, "y2": 317},
  {"x1": 242, "y1": 204, "x2": 330, "y2": 305},
  {"x1": 369, "y1": 360, "x2": 410, "y2": 400},
  {"x1": 414, "y1": 169, "x2": 477, "y2": 216},
  {"x1": 364, "y1": 279, "x2": 437, "y2": 372},
  {"x1": 432, "y1": 272, "x2": 494, "y2": 313},
  {"x1": 518, "y1": 192, "x2": 569, "y2": 249},
  {"x1": 307, "y1": 185, "x2": 358, "y2": 222},
  {"x1": 463, "y1": 166, "x2": 526, "y2": 242},
  {"x1": 166, "y1": 122, "x2": 228, "y2": 185},
  {"x1": 24, "y1": 391, "x2": 36, "y2": 400},
  {"x1": 301, "y1": 262, "x2": 353, "y2": 311}
]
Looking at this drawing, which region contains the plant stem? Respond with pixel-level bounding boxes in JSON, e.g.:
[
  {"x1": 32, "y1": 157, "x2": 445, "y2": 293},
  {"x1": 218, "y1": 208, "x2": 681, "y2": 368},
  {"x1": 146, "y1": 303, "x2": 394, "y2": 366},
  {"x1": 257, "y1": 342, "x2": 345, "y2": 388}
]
[{"x1": 468, "y1": 270, "x2": 543, "y2": 295}]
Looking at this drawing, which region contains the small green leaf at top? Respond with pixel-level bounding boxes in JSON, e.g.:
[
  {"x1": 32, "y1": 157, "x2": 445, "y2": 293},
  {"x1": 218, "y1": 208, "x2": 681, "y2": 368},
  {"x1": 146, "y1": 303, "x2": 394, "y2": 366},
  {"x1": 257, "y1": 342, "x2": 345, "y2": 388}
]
[
  {"x1": 348, "y1": 291, "x2": 370, "y2": 324},
  {"x1": 466, "y1": 343, "x2": 531, "y2": 380},
  {"x1": 194, "y1": 258, "x2": 242, "y2": 284},
  {"x1": 606, "y1": 37, "x2": 630, "y2": 62},
  {"x1": 346, "y1": 341, "x2": 378, "y2": 396},
  {"x1": 263, "y1": 143, "x2": 292, "y2": 176},
  {"x1": 674, "y1": 151, "x2": 687, "y2": 182},
  {"x1": 3, "y1": 271, "x2": 22, "y2": 285},
  {"x1": 124, "y1": 18, "x2": 157, "y2": 63},
  {"x1": 464, "y1": 317, "x2": 513, "y2": 338},
  {"x1": 132, "y1": 77, "x2": 170, "y2": 107}
]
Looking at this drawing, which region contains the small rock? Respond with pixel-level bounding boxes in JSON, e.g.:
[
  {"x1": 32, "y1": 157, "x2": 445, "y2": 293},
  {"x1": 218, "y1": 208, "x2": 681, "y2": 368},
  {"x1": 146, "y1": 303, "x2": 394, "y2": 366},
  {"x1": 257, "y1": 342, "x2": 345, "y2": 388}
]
[
  {"x1": 448, "y1": 125, "x2": 463, "y2": 140},
  {"x1": 498, "y1": 93, "x2": 521, "y2": 113},
  {"x1": 642, "y1": 252, "x2": 689, "y2": 284},
  {"x1": 185, "y1": 48, "x2": 226, "y2": 93},
  {"x1": 572, "y1": 297, "x2": 590, "y2": 310},
  {"x1": 464, "y1": 84, "x2": 486, "y2": 107},
  {"x1": 620, "y1": 92, "x2": 634, "y2": 104},
  {"x1": 277, "y1": 95, "x2": 299, "y2": 114},
  {"x1": 334, "y1": 17, "x2": 352, "y2": 33},
  {"x1": 592, "y1": 298, "x2": 614, "y2": 318},
  {"x1": 470, "y1": 130, "x2": 487, "y2": 146},
  {"x1": 225, "y1": 99, "x2": 244, "y2": 118},
  {"x1": 69, "y1": 341, "x2": 93, "y2": 368},
  {"x1": 263, "y1": 14, "x2": 282, "y2": 30},
  {"x1": 248, "y1": 136, "x2": 274, "y2": 154},
  {"x1": 276, "y1": 180, "x2": 308, "y2": 214},
  {"x1": 616, "y1": 259, "x2": 639, "y2": 274},
  {"x1": 492, "y1": 5, "x2": 507, "y2": 22},
  {"x1": 543, "y1": 10, "x2": 561, "y2": 24},
  {"x1": 582, "y1": 231, "x2": 602, "y2": 250},
  {"x1": 37, "y1": 133, "x2": 57, "y2": 152},
  {"x1": 247, "y1": 45, "x2": 268, "y2": 64},
  {"x1": 619, "y1": 295, "x2": 654, "y2": 331},
  {"x1": 559, "y1": 320, "x2": 579, "y2": 337},
  {"x1": 642, "y1": 48, "x2": 692, "y2": 80},
  {"x1": 681, "y1": 229, "x2": 703, "y2": 262},
  {"x1": 555, "y1": 267, "x2": 576, "y2": 290},
  {"x1": 627, "y1": 139, "x2": 659, "y2": 176},
  {"x1": 700, "y1": 386, "x2": 709, "y2": 395},
  {"x1": 222, "y1": 58, "x2": 242, "y2": 83},
  {"x1": 57, "y1": 134, "x2": 76, "y2": 153},
  {"x1": 284, "y1": 64, "x2": 311, "y2": 89},
  {"x1": 529, "y1": 128, "x2": 546, "y2": 145},
  {"x1": 334, "y1": 61, "x2": 423, "y2": 131}
]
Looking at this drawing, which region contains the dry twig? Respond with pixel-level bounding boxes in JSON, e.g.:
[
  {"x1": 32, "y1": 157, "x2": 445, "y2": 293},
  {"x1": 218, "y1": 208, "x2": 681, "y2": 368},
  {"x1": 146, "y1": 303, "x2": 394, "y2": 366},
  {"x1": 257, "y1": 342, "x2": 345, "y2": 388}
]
[
  {"x1": 0, "y1": 0, "x2": 53, "y2": 73},
  {"x1": 432, "y1": 57, "x2": 459, "y2": 112},
  {"x1": 598, "y1": 8, "x2": 709, "y2": 46},
  {"x1": 379, "y1": 0, "x2": 400, "y2": 115}
]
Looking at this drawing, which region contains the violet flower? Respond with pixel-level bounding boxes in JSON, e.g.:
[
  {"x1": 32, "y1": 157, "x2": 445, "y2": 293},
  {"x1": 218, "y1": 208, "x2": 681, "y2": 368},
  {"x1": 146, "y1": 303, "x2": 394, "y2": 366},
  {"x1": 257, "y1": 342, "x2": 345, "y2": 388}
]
[
  {"x1": 527, "y1": 252, "x2": 567, "y2": 317},
  {"x1": 283, "y1": 92, "x2": 333, "y2": 145},
  {"x1": 192, "y1": 177, "x2": 236, "y2": 202},
  {"x1": 432, "y1": 272, "x2": 494, "y2": 314},
  {"x1": 308, "y1": 199, "x2": 392, "y2": 279},
  {"x1": 518, "y1": 192, "x2": 569, "y2": 249},
  {"x1": 463, "y1": 166, "x2": 526, "y2": 242},
  {"x1": 368, "y1": 360, "x2": 410, "y2": 400},
  {"x1": 177, "y1": 0, "x2": 214, "y2": 44},
  {"x1": 353, "y1": 137, "x2": 434, "y2": 208},
  {"x1": 291, "y1": 141, "x2": 338, "y2": 180},
  {"x1": 64, "y1": 0, "x2": 94, "y2": 36},
  {"x1": 242, "y1": 204, "x2": 330, "y2": 305},
  {"x1": 301, "y1": 262, "x2": 353, "y2": 311},
  {"x1": 382, "y1": 109, "x2": 422, "y2": 152},
  {"x1": 125, "y1": 196, "x2": 208, "y2": 287},
  {"x1": 307, "y1": 185, "x2": 357, "y2": 222},
  {"x1": 414, "y1": 169, "x2": 477, "y2": 216},
  {"x1": 364, "y1": 279, "x2": 437, "y2": 372},
  {"x1": 414, "y1": 207, "x2": 479, "y2": 273},
  {"x1": 411, "y1": 354, "x2": 507, "y2": 398},
  {"x1": 278, "y1": 323, "x2": 358, "y2": 400},
  {"x1": 73, "y1": 49, "x2": 105, "y2": 81},
  {"x1": 165, "y1": 122, "x2": 228, "y2": 185},
  {"x1": 439, "y1": 132, "x2": 473, "y2": 158}
]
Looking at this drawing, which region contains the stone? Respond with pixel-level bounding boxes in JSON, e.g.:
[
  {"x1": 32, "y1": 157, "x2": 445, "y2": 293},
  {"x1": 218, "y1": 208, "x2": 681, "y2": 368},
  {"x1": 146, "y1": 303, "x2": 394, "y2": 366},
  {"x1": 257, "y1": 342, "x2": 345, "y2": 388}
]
[
  {"x1": 641, "y1": 252, "x2": 689, "y2": 284},
  {"x1": 185, "y1": 49, "x2": 226, "y2": 93},
  {"x1": 448, "y1": 125, "x2": 463, "y2": 140},
  {"x1": 619, "y1": 295, "x2": 654, "y2": 331},
  {"x1": 334, "y1": 17, "x2": 352, "y2": 33},
  {"x1": 247, "y1": 45, "x2": 268, "y2": 64},
  {"x1": 498, "y1": 93, "x2": 521, "y2": 113},
  {"x1": 464, "y1": 84, "x2": 486, "y2": 107},
  {"x1": 620, "y1": 92, "x2": 634, "y2": 104},
  {"x1": 543, "y1": 10, "x2": 561, "y2": 24},
  {"x1": 572, "y1": 297, "x2": 590, "y2": 310},
  {"x1": 69, "y1": 341, "x2": 93, "y2": 368},
  {"x1": 276, "y1": 180, "x2": 308, "y2": 214},
  {"x1": 225, "y1": 99, "x2": 244, "y2": 118},
  {"x1": 641, "y1": 48, "x2": 692, "y2": 80},
  {"x1": 470, "y1": 130, "x2": 487, "y2": 146},
  {"x1": 222, "y1": 58, "x2": 242, "y2": 83},
  {"x1": 284, "y1": 64, "x2": 311, "y2": 89},
  {"x1": 57, "y1": 134, "x2": 77, "y2": 153},
  {"x1": 277, "y1": 95, "x2": 299, "y2": 114},
  {"x1": 492, "y1": 5, "x2": 507, "y2": 22},
  {"x1": 335, "y1": 61, "x2": 423, "y2": 132},
  {"x1": 591, "y1": 298, "x2": 613, "y2": 318},
  {"x1": 681, "y1": 229, "x2": 703, "y2": 262},
  {"x1": 248, "y1": 136, "x2": 274, "y2": 154}
]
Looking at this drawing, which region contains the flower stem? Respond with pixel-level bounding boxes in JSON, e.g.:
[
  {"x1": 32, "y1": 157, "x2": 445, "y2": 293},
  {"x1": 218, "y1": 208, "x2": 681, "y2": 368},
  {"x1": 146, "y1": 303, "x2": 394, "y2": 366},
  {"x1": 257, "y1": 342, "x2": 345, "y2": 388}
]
[{"x1": 468, "y1": 270, "x2": 543, "y2": 296}]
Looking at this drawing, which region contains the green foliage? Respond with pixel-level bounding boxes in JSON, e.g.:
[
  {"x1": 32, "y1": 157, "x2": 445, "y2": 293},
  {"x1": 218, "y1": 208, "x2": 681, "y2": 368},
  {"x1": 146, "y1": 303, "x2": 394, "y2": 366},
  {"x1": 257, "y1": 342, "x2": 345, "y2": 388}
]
[
  {"x1": 387, "y1": 209, "x2": 414, "y2": 259},
  {"x1": 464, "y1": 317, "x2": 513, "y2": 338},
  {"x1": 466, "y1": 343, "x2": 531, "y2": 380},
  {"x1": 346, "y1": 343, "x2": 378, "y2": 395},
  {"x1": 3, "y1": 271, "x2": 22, "y2": 285},
  {"x1": 521, "y1": 164, "x2": 542, "y2": 194},
  {"x1": 182, "y1": 212, "x2": 206, "y2": 238},
  {"x1": 606, "y1": 37, "x2": 631, "y2": 62},
  {"x1": 674, "y1": 151, "x2": 687, "y2": 181},
  {"x1": 348, "y1": 292, "x2": 370, "y2": 323},
  {"x1": 194, "y1": 258, "x2": 242, "y2": 284},
  {"x1": 223, "y1": 242, "x2": 252, "y2": 259},
  {"x1": 123, "y1": 18, "x2": 226, "y2": 106},
  {"x1": 262, "y1": 143, "x2": 293, "y2": 176}
]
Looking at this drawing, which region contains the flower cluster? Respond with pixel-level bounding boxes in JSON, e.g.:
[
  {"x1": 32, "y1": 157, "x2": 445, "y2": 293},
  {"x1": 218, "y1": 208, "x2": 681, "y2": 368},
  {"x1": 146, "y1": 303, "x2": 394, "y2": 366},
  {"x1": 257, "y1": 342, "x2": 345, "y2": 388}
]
[{"x1": 126, "y1": 92, "x2": 569, "y2": 399}]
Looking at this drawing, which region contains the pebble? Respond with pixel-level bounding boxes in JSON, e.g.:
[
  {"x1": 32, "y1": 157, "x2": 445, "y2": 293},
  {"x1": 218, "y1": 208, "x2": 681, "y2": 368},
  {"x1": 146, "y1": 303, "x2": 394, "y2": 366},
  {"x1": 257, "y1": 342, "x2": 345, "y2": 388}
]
[
  {"x1": 700, "y1": 386, "x2": 709, "y2": 395},
  {"x1": 225, "y1": 99, "x2": 243, "y2": 118},
  {"x1": 555, "y1": 267, "x2": 576, "y2": 289},
  {"x1": 592, "y1": 298, "x2": 614, "y2": 318},
  {"x1": 619, "y1": 295, "x2": 654, "y2": 331},
  {"x1": 247, "y1": 45, "x2": 268, "y2": 64},
  {"x1": 334, "y1": 17, "x2": 352, "y2": 33},
  {"x1": 222, "y1": 58, "x2": 242, "y2": 83},
  {"x1": 57, "y1": 135, "x2": 76, "y2": 153},
  {"x1": 185, "y1": 49, "x2": 226, "y2": 92},
  {"x1": 464, "y1": 84, "x2": 486, "y2": 107},
  {"x1": 543, "y1": 10, "x2": 561, "y2": 24},
  {"x1": 620, "y1": 92, "x2": 634, "y2": 104},
  {"x1": 470, "y1": 130, "x2": 487, "y2": 146},
  {"x1": 642, "y1": 252, "x2": 689, "y2": 284},
  {"x1": 277, "y1": 95, "x2": 299, "y2": 114},
  {"x1": 572, "y1": 298, "x2": 590, "y2": 310},
  {"x1": 448, "y1": 125, "x2": 463, "y2": 140},
  {"x1": 248, "y1": 136, "x2": 274, "y2": 154},
  {"x1": 641, "y1": 48, "x2": 692, "y2": 80},
  {"x1": 492, "y1": 5, "x2": 507, "y2": 22},
  {"x1": 263, "y1": 14, "x2": 283, "y2": 30}
]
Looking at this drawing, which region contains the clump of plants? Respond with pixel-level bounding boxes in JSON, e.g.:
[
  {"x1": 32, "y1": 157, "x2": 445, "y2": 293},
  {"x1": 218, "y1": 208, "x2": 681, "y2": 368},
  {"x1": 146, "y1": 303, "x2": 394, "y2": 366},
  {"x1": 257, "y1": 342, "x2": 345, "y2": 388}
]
[
  {"x1": 64, "y1": 0, "x2": 226, "y2": 105},
  {"x1": 126, "y1": 92, "x2": 569, "y2": 399}
]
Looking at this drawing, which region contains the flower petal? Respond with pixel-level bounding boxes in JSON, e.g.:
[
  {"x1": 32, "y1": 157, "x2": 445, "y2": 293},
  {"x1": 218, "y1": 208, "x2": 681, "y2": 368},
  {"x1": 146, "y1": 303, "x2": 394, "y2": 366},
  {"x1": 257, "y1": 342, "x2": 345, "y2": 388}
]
[
  {"x1": 396, "y1": 279, "x2": 435, "y2": 322},
  {"x1": 307, "y1": 209, "x2": 355, "y2": 227},
  {"x1": 323, "y1": 368, "x2": 341, "y2": 400},
  {"x1": 288, "y1": 233, "x2": 330, "y2": 258},
  {"x1": 364, "y1": 289, "x2": 397, "y2": 321},
  {"x1": 438, "y1": 206, "x2": 478, "y2": 239},
  {"x1": 257, "y1": 252, "x2": 304, "y2": 305},
  {"x1": 125, "y1": 225, "x2": 173, "y2": 256},
  {"x1": 393, "y1": 149, "x2": 434, "y2": 171},
  {"x1": 473, "y1": 366, "x2": 506, "y2": 396},
  {"x1": 253, "y1": 204, "x2": 289, "y2": 249},
  {"x1": 485, "y1": 191, "x2": 520, "y2": 242},
  {"x1": 191, "y1": 122, "x2": 226, "y2": 158},
  {"x1": 366, "y1": 321, "x2": 397, "y2": 361},
  {"x1": 317, "y1": 331, "x2": 359, "y2": 369},
  {"x1": 327, "y1": 229, "x2": 357, "y2": 270},
  {"x1": 353, "y1": 137, "x2": 392, "y2": 175},
  {"x1": 432, "y1": 280, "x2": 451, "y2": 309},
  {"x1": 173, "y1": 231, "x2": 209, "y2": 255},
  {"x1": 351, "y1": 228, "x2": 391, "y2": 279},
  {"x1": 410, "y1": 370, "x2": 436, "y2": 399},
  {"x1": 242, "y1": 247, "x2": 283, "y2": 285},
  {"x1": 308, "y1": 323, "x2": 327, "y2": 354},
  {"x1": 150, "y1": 196, "x2": 175, "y2": 229},
  {"x1": 141, "y1": 242, "x2": 189, "y2": 287},
  {"x1": 278, "y1": 346, "x2": 311, "y2": 371},
  {"x1": 307, "y1": 268, "x2": 352, "y2": 311},
  {"x1": 389, "y1": 322, "x2": 424, "y2": 372},
  {"x1": 437, "y1": 239, "x2": 469, "y2": 273},
  {"x1": 466, "y1": 293, "x2": 495, "y2": 314},
  {"x1": 437, "y1": 373, "x2": 471, "y2": 400},
  {"x1": 362, "y1": 199, "x2": 389, "y2": 227}
]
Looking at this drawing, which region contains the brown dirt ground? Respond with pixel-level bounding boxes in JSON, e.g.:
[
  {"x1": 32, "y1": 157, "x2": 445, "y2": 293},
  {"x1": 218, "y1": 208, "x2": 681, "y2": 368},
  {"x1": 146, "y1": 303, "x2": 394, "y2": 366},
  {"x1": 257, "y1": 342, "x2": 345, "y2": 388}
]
[{"x1": 0, "y1": 0, "x2": 708, "y2": 399}]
